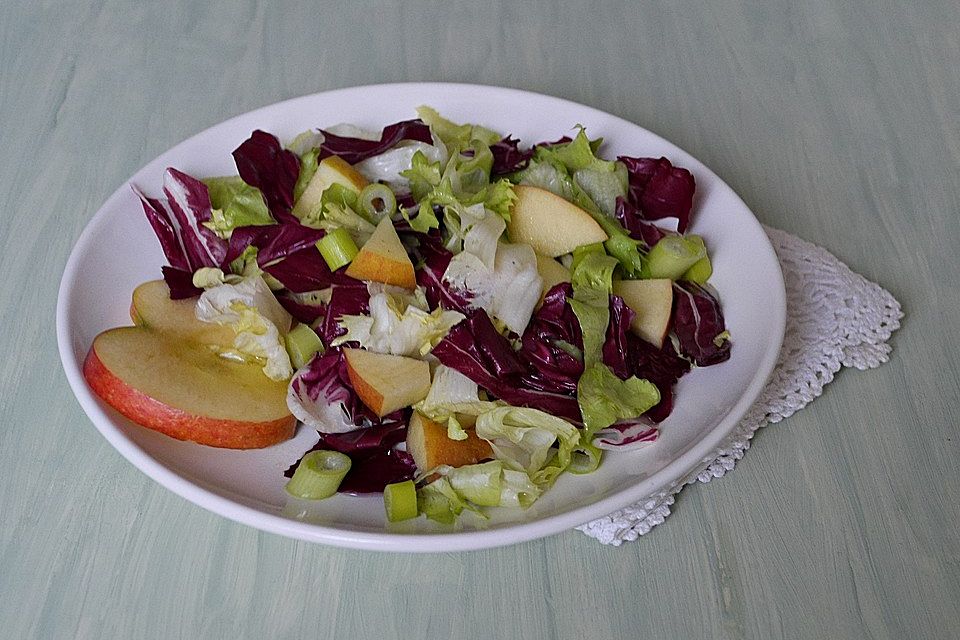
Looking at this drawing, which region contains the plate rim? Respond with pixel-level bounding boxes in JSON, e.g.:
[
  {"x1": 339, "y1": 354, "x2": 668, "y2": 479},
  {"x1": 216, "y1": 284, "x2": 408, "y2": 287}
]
[{"x1": 56, "y1": 82, "x2": 786, "y2": 552}]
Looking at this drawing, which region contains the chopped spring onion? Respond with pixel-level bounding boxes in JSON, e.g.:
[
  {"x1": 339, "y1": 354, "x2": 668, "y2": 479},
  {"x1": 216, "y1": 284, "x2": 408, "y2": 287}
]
[
  {"x1": 358, "y1": 183, "x2": 397, "y2": 220},
  {"x1": 568, "y1": 443, "x2": 602, "y2": 474},
  {"x1": 383, "y1": 479, "x2": 419, "y2": 522},
  {"x1": 285, "y1": 323, "x2": 324, "y2": 369},
  {"x1": 683, "y1": 254, "x2": 713, "y2": 284},
  {"x1": 285, "y1": 450, "x2": 351, "y2": 499},
  {"x1": 316, "y1": 227, "x2": 359, "y2": 271},
  {"x1": 640, "y1": 235, "x2": 707, "y2": 280}
]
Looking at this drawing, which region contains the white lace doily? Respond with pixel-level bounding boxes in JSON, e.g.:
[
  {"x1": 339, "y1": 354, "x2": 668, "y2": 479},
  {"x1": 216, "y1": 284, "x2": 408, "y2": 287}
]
[{"x1": 577, "y1": 226, "x2": 903, "y2": 545}]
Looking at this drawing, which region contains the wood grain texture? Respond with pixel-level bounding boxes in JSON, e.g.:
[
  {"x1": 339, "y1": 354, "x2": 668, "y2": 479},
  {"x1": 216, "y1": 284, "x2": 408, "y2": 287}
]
[{"x1": 2, "y1": 0, "x2": 958, "y2": 638}]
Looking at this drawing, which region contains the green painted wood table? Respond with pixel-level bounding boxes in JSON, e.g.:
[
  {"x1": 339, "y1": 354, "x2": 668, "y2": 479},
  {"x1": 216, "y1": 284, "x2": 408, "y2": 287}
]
[{"x1": 2, "y1": 1, "x2": 958, "y2": 638}]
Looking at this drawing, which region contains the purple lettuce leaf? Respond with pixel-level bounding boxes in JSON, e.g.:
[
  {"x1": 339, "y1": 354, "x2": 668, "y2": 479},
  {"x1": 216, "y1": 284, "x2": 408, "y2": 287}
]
[
  {"x1": 672, "y1": 282, "x2": 732, "y2": 366},
  {"x1": 614, "y1": 196, "x2": 670, "y2": 247},
  {"x1": 260, "y1": 245, "x2": 354, "y2": 294},
  {"x1": 337, "y1": 449, "x2": 417, "y2": 494},
  {"x1": 284, "y1": 349, "x2": 413, "y2": 493},
  {"x1": 627, "y1": 334, "x2": 691, "y2": 423},
  {"x1": 160, "y1": 266, "x2": 203, "y2": 300},
  {"x1": 319, "y1": 119, "x2": 433, "y2": 165},
  {"x1": 595, "y1": 417, "x2": 659, "y2": 448},
  {"x1": 162, "y1": 168, "x2": 228, "y2": 270},
  {"x1": 232, "y1": 130, "x2": 300, "y2": 223},
  {"x1": 316, "y1": 279, "x2": 370, "y2": 346},
  {"x1": 491, "y1": 136, "x2": 533, "y2": 176},
  {"x1": 287, "y1": 348, "x2": 400, "y2": 428},
  {"x1": 274, "y1": 290, "x2": 325, "y2": 325},
  {"x1": 318, "y1": 419, "x2": 408, "y2": 454},
  {"x1": 223, "y1": 225, "x2": 269, "y2": 265},
  {"x1": 517, "y1": 283, "x2": 583, "y2": 395},
  {"x1": 395, "y1": 192, "x2": 418, "y2": 210},
  {"x1": 135, "y1": 188, "x2": 190, "y2": 272},
  {"x1": 619, "y1": 156, "x2": 696, "y2": 233},
  {"x1": 284, "y1": 440, "x2": 415, "y2": 494},
  {"x1": 432, "y1": 311, "x2": 582, "y2": 422},
  {"x1": 602, "y1": 295, "x2": 636, "y2": 380},
  {"x1": 517, "y1": 285, "x2": 637, "y2": 393},
  {"x1": 408, "y1": 231, "x2": 473, "y2": 313},
  {"x1": 535, "y1": 135, "x2": 573, "y2": 148},
  {"x1": 253, "y1": 223, "x2": 326, "y2": 265}
]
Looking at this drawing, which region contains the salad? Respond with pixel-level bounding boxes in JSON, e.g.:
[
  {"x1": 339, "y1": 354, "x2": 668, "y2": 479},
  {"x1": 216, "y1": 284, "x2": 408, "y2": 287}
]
[{"x1": 85, "y1": 106, "x2": 730, "y2": 525}]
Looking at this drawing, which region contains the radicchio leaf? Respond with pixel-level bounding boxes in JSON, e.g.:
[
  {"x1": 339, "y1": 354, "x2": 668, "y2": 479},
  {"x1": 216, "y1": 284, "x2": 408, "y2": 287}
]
[
  {"x1": 135, "y1": 188, "x2": 190, "y2": 272},
  {"x1": 274, "y1": 290, "x2": 325, "y2": 325},
  {"x1": 432, "y1": 311, "x2": 582, "y2": 422},
  {"x1": 253, "y1": 223, "x2": 326, "y2": 265},
  {"x1": 318, "y1": 419, "x2": 408, "y2": 454},
  {"x1": 232, "y1": 130, "x2": 300, "y2": 223},
  {"x1": 287, "y1": 348, "x2": 395, "y2": 431},
  {"x1": 672, "y1": 282, "x2": 732, "y2": 366},
  {"x1": 337, "y1": 449, "x2": 416, "y2": 494},
  {"x1": 160, "y1": 266, "x2": 203, "y2": 300},
  {"x1": 490, "y1": 135, "x2": 533, "y2": 177},
  {"x1": 319, "y1": 119, "x2": 433, "y2": 165},
  {"x1": 614, "y1": 196, "x2": 670, "y2": 247},
  {"x1": 595, "y1": 417, "x2": 659, "y2": 448},
  {"x1": 628, "y1": 334, "x2": 691, "y2": 422},
  {"x1": 601, "y1": 294, "x2": 636, "y2": 380},
  {"x1": 284, "y1": 440, "x2": 415, "y2": 494},
  {"x1": 260, "y1": 245, "x2": 356, "y2": 295},
  {"x1": 284, "y1": 349, "x2": 413, "y2": 493},
  {"x1": 316, "y1": 280, "x2": 370, "y2": 347},
  {"x1": 517, "y1": 283, "x2": 583, "y2": 395},
  {"x1": 619, "y1": 156, "x2": 696, "y2": 232},
  {"x1": 162, "y1": 168, "x2": 228, "y2": 270},
  {"x1": 409, "y1": 231, "x2": 473, "y2": 313}
]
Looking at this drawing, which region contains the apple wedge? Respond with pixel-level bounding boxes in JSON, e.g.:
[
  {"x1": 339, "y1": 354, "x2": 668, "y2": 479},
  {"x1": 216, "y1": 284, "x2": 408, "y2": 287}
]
[
  {"x1": 507, "y1": 185, "x2": 608, "y2": 257},
  {"x1": 612, "y1": 279, "x2": 674, "y2": 347},
  {"x1": 291, "y1": 155, "x2": 369, "y2": 219},
  {"x1": 130, "y1": 280, "x2": 236, "y2": 347},
  {"x1": 535, "y1": 252, "x2": 571, "y2": 302},
  {"x1": 84, "y1": 327, "x2": 295, "y2": 448},
  {"x1": 342, "y1": 348, "x2": 431, "y2": 417},
  {"x1": 344, "y1": 216, "x2": 417, "y2": 289},
  {"x1": 406, "y1": 411, "x2": 493, "y2": 471}
]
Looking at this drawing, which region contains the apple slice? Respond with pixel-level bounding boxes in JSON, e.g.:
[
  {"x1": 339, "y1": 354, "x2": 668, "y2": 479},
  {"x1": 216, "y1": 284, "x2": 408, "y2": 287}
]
[
  {"x1": 84, "y1": 328, "x2": 295, "y2": 448},
  {"x1": 344, "y1": 216, "x2": 417, "y2": 289},
  {"x1": 507, "y1": 185, "x2": 608, "y2": 257},
  {"x1": 291, "y1": 155, "x2": 369, "y2": 219},
  {"x1": 342, "y1": 348, "x2": 431, "y2": 417},
  {"x1": 406, "y1": 411, "x2": 493, "y2": 471},
  {"x1": 535, "y1": 252, "x2": 571, "y2": 302},
  {"x1": 130, "y1": 280, "x2": 236, "y2": 347},
  {"x1": 612, "y1": 279, "x2": 674, "y2": 347}
]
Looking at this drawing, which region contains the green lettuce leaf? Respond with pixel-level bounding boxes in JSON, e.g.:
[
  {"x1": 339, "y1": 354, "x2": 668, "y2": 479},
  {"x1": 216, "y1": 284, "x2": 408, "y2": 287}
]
[
  {"x1": 512, "y1": 129, "x2": 642, "y2": 275},
  {"x1": 293, "y1": 148, "x2": 320, "y2": 203},
  {"x1": 194, "y1": 276, "x2": 293, "y2": 380},
  {"x1": 402, "y1": 149, "x2": 443, "y2": 202},
  {"x1": 419, "y1": 461, "x2": 543, "y2": 521},
  {"x1": 568, "y1": 251, "x2": 618, "y2": 369},
  {"x1": 332, "y1": 284, "x2": 464, "y2": 357},
  {"x1": 474, "y1": 406, "x2": 580, "y2": 487},
  {"x1": 201, "y1": 176, "x2": 274, "y2": 238},
  {"x1": 416, "y1": 106, "x2": 501, "y2": 150},
  {"x1": 417, "y1": 476, "x2": 483, "y2": 524},
  {"x1": 298, "y1": 183, "x2": 377, "y2": 245},
  {"x1": 577, "y1": 363, "x2": 660, "y2": 439},
  {"x1": 415, "y1": 365, "x2": 502, "y2": 440}
]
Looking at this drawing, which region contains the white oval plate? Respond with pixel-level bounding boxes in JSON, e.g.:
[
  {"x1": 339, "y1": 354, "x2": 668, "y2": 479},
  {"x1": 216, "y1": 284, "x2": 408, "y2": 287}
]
[{"x1": 57, "y1": 83, "x2": 785, "y2": 552}]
